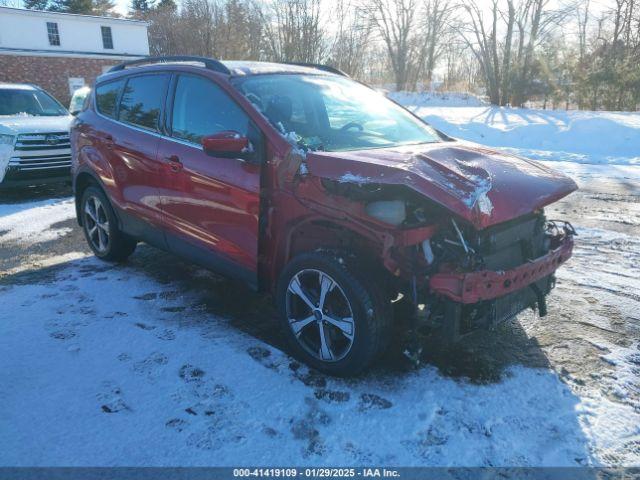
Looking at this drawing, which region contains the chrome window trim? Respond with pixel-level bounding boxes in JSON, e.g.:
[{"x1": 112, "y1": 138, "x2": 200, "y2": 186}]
[{"x1": 92, "y1": 71, "x2": 257, "y2": 158}]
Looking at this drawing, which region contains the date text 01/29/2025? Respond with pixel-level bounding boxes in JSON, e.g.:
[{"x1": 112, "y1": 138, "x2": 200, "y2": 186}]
[{"x1": 232, "y1": 468, "x2": 401, "y2": 478}]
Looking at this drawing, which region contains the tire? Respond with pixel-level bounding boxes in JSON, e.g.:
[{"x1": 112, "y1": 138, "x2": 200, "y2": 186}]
[
  {"x1": 80, "y1": 185, "x2": 137, "y2": 262},
  {"x1": 276, "y1": 251, "x2": 393, "y2": 376}
]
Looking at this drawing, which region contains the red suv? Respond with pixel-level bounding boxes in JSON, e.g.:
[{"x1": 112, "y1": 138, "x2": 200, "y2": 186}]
[{"x1": 71, "y1": 56, "x2": 577, "y2": 376}]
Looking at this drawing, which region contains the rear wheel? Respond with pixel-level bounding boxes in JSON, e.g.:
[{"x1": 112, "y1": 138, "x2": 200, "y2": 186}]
[
  {"x1": 277, "y1": 252, "x2": 392, "y2": 376},
  {"x1": 81, "y1": 186, "x2": 137, "y2": 262}
]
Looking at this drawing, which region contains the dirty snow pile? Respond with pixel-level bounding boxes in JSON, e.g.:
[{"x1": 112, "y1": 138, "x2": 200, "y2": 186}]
[{"x1": 392, "y1": 92, "x2": 640, "y2": 166}]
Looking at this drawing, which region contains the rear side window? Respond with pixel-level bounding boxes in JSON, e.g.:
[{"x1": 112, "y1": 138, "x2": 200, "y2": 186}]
[
  {"x1": 171, "y1": 75, "x2": 249, "y2": 144},
  {"x1": 119, "y1": 75, "x2": 168, "y2": 132},
  {"x1": 95, "y1": 80, "x2": 124, "y2": 118}
]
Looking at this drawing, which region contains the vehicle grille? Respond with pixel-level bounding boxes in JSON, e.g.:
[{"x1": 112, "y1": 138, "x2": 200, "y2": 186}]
[{"x1": 9, "y1": 132, "x2": 71, "y2": 171}]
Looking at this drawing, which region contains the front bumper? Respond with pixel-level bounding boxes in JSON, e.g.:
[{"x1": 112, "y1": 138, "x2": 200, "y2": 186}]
[
  {"x1": 429, "y1": 235, "x2": 574, "y2": 303},
  {"x1": 0, "y1": 165, "x2": 71, "y2": 189}
]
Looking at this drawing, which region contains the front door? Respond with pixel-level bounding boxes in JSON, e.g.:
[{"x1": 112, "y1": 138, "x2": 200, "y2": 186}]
[{"x1": 158, "y1": 73, "x2": 262, "y2": 287}]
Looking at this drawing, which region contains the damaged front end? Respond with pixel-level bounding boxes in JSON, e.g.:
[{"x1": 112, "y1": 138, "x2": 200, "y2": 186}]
[
  {"x1": 426, "y1": 215, "x2": 575, "y2": 342},
  {"x1": 294, "y1": 144, "x2": 577, "y2": 349}
]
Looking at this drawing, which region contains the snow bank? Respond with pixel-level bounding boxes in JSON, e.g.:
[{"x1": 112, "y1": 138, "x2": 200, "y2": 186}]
[
  {"x1": 389, "y1": 91, "x2": 489, "y2": 107},
  {"x1": 0, "y1": 198, "x2": 75, "y2": 245},
  {"x1": 394, "y1": 95, "x2": 640, "y2": 166}
]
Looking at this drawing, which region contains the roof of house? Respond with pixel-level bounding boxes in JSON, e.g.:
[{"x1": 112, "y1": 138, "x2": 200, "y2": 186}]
[{"x1": 0, "y1": 6, "x2": 148, "y2": 26}]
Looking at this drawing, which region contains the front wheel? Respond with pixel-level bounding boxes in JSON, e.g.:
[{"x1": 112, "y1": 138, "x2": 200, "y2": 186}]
[
  {"x1": 276, "y1": 252, "x2": 393, "y2": 376},
  {"x1": 80, "y1": 185, "x2": 137, "y2": 262}
]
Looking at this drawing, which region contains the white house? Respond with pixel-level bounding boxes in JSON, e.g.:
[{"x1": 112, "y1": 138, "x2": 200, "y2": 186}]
[{"x1": 0, "y1": 6, "x2": 149, "y2": 103}]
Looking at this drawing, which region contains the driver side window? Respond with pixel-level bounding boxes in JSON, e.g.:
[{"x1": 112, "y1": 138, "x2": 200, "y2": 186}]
[{"x1": 171, "y1": 75, "x2": 249, "y2": 144}]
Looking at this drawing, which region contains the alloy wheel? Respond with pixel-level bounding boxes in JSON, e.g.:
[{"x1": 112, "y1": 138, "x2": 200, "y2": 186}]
[
  {"x1": 84, "y1": 196, "x2": 110, "y2": 253},
  {"x1": 285, "y1": 269, "x2": 355, "y2": 362}
]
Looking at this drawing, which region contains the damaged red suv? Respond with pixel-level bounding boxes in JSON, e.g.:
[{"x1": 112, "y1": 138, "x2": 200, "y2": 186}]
[{"x1": 71, "y1": 56, "x2": 577, "y2": 375}]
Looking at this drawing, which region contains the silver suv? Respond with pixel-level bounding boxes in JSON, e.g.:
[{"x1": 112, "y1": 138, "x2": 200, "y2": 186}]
[{"x1": 0, "y1": 83, "x2": 72, "y2": 188}]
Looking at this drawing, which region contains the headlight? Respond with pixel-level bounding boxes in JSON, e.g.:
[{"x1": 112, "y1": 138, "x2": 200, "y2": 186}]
[
  {"x1": 0, "y1": 134, "x2": 15, "y2": 146},
  {"x1": 365, "y1": 200, "x2": 406, "y2": 226}
]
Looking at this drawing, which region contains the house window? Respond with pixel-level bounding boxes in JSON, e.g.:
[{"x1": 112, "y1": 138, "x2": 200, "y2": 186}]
[
  {"x1": 47, "y1": 22, "x2": 60, "y2": 46},
  {"x1": 101, "y1": 26, "x2": 113, "y2": 49}
]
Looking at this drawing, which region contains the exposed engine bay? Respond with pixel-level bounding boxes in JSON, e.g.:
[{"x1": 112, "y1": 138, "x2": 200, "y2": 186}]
[{"x1": 315, "y1": 177, "x2": 576, "y2": 342}]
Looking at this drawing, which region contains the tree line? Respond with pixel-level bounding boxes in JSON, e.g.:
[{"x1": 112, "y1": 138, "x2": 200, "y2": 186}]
[{"x1": 21, "y1": 0, "x2": 640, "y2": 111}]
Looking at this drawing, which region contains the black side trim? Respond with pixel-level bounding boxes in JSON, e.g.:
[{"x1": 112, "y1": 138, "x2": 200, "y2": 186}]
[
  {"x1": 166, "y1": 231, "x2": 258, "y2": 290},
  {"x1": 114, "y1": 204, "x2": 168, "y2": 251}
]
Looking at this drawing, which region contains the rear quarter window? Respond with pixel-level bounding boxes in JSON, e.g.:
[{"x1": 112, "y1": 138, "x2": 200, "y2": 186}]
[
  {"x1": 95, "y1": 80, "x2": 124, "y2": 119},
  {"x1": 118, "y1": 74, "x2": 169, "y2": 132}
]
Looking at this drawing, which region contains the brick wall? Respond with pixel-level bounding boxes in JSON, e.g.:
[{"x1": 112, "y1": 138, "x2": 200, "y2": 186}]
[{"x1": 0, "y1": 54, "x2": 118, "y2": 106}]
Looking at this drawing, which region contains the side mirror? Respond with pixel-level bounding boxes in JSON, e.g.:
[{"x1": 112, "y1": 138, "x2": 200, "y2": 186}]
[{"x1": 202, "y1": 131, "x2": 251, "y2": 159}]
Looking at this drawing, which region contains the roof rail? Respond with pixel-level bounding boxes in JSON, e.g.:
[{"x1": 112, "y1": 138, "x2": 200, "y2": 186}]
[
  {"x1": 284, "y1": 62, "x2": 349, "y2": 77},
  {"x1": 108, "y1": 56, "x2": 231, "y2": 75}
]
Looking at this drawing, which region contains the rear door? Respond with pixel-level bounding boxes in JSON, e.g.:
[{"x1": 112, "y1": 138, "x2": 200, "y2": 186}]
[
  {"x1": 157, "y1": 73, "x2": 262, "y2": 287},
  {"x1": 104, "y1": 73, "x2": 170, "y2": 246}
]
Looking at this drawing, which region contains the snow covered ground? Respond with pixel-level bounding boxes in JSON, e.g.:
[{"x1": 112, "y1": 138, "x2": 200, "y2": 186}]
[
  {"x1": 1, "y1": 96, "x2": 639, "y2": 467},
  {"x1": 0, "y1": 244, "x2": 597, "y2": 466}
]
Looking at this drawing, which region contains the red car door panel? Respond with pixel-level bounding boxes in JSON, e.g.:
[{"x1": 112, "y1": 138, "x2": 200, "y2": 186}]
[
  {"x1": 159, "y1": 73, "x2": 261, "y2": 285},
  {"x1": 159, "y1": 140, "x2": 260, "y2": 271},
  {"x1": 92, "y1": 74, "x2": 169, "y2": 245}
]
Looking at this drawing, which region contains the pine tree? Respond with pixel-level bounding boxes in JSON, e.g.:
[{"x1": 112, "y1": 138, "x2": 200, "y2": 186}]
[
  {"x1": 129, "y1": 0, "x2": 153, "y2": 14},
  {"x1": 48, "y1": 0, "x2": 94, "y2": 13},
  {"x1": 92, "y1": 0, "x2": 116, "y2": 16},
  {"x1": 155, "y1": 0, "x2": 175, "y2": 12},
  {"x1": 23, "y1": 0, "x2": 50, "y2": 10}
]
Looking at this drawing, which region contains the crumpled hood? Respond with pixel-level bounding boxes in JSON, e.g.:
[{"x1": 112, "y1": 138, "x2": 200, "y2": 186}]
[
  {"x1": 305, "y1": 141, "x2": 578, "y2": 229},
  {"x1": 0, "y1": 115, "x2": 72, "y2": 135}
]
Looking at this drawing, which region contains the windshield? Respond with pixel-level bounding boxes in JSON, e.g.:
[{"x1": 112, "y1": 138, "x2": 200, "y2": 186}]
[
  {"x1": 0, "y1": 88, "x2": 68, "y2": 117},
  {"x1": 233, "y1": 74, "x2": 440, "y2": 152}
]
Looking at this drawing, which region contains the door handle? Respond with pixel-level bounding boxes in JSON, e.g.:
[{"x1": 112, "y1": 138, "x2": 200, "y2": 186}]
[
  {"x1": 104, "y1": 134, "x2": 114, "y2": 149},
  {"x1": 165, "y1": 155, "x2": 183, "y2": 172}
]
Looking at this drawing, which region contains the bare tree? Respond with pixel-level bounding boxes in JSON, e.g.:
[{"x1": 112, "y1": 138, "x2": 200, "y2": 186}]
[
  {"x1": 328, "y1": 0, "x2": 373, "y2": 77},
  {"x1": 213, "y1": 0, "x2": 263, "y2": 60},
  {"x1": 366, "y1": 0, "x2": 417, "y2": 90},
  {"x1": 176, "y1": 0, "x2": 217, "y2": 56},
  {"x1": 456, "y1": 0, "x2": 504, "y2": 104},
  {"x1": 412, "y1": 0, "x2": 454, "y2": 87},
  {"x1": 366, "y1": 0, "x2": 451, "y2": 90},
  {"x1": 457, "y1": 0, "x2": 567, "y2": 106},
  {"x1": 261, "y1": 0, "x2": 327, "y2": 63},
  {"x1": 138, "y1": 0, "x2": 638, "y2": 111}
]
